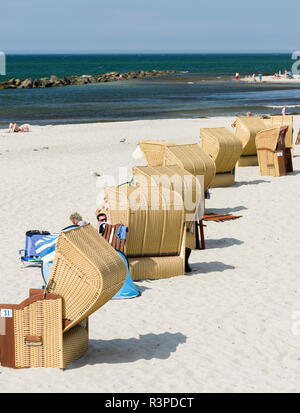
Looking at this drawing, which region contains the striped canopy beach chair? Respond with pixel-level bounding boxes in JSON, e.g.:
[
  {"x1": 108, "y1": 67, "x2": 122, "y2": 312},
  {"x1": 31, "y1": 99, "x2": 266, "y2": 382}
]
[{"x1": 19, "y1": 230, "x2": 50, "y2": 266}]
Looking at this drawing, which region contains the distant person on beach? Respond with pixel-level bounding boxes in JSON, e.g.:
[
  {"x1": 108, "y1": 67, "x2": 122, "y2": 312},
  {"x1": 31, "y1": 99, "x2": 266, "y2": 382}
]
[
  {"x1": 258, "y1": 73, "x2": 262, "y2": 83},
  {"x1": 252, "y1": 74, "x2": 256, "y2": 82},
  {"x1": 69, "y1": 212, "x2": 87, "y2": 226},
  {"x1": 246, "y1": 112, "x2": 252, "y2": 117},
  {"x1": 235, "y1": 72, "x2": 239, "y2": 81},
  {"x1": 9, "y1": 123, "x2": 30, "y2": 133},
  {"x1": 282, "y1": 107, "x2": 286, "y2": 116}
]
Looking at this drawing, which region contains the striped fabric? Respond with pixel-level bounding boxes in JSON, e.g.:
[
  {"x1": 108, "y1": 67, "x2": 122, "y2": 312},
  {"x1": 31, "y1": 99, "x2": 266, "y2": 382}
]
[{"x1": 35, "y1": 233, "x2": 59, "y2": 263}]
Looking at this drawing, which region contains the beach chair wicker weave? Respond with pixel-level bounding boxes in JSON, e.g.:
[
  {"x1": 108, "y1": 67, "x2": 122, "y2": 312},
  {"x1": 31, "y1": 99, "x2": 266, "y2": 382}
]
[
  {"x1": 0, "y1": 290, "x2": 88, "y2": 369},
  {"x1": 255, "y1": 126, "x2": 293, "y2": 177},
  {"x1": 47, "y1": 224, "x2": 127, "y2": 332},
  {"x1": 139, "y1": 140, "x2": 216, "y2": 191},
  {"x1": 200, "y1": 127, "x2": 243, "y2": 187},
  {"x1": 232, "y1": 116, "x2": 268, "y2": 166},
  {"x1": 104, "y1": 185, "x2": 186, "y2": 280},
  {"x1": 132, "y1": 164, "x2": 203, "y2": 227},
  {"x1": 0, "y1": 225, "x2": 127, "y2": 369},
  {"x1": 263, "y1": 115, "x2": 293, "y2": 150}
]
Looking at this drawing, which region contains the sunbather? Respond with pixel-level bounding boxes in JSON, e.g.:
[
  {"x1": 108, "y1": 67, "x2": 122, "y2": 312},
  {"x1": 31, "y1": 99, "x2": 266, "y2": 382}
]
[{"x1": 9, "y1": 123, "x2": 30, "y2": 133}]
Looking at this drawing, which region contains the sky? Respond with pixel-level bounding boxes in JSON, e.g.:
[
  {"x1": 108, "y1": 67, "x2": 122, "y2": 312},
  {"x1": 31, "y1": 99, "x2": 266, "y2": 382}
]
[{"x1": 1, "y1": 0, "x2": 300, "y2": 53}]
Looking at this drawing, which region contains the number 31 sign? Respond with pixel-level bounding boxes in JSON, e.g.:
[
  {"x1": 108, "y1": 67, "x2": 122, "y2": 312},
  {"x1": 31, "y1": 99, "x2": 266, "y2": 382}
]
[{"x1": 1, "y1": 309, "x2": 13, "y2": 318}]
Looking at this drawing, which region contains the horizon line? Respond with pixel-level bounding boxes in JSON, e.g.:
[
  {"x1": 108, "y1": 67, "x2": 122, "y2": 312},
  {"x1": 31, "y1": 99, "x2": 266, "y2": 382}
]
[{"x1": 2, "y1": 50, "x2": 295, "y2": 55}]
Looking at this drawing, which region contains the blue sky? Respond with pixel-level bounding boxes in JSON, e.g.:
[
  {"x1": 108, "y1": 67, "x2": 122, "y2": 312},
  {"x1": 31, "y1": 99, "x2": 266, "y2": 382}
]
[{"x1": 1, "y1": 0, "x2": 300, "y2": 53}]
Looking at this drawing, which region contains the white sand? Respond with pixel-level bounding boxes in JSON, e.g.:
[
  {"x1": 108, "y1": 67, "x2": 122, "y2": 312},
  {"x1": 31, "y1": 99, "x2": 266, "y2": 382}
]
[
  {"x1": 241, "y1": 75, "x2": 300, "y2": 83},
  {"x1": 0, "y1": 116, "x2": 300, "y2": 393}
]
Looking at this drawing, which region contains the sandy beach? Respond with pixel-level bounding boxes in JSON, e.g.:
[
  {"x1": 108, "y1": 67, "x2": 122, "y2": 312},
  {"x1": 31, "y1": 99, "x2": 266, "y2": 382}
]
[
  {"x1": 0, "y1": 116, "x2": 300, "y2": 392},
  {"x1": 242, "y1": 75, "x2": 300, "y2": 84}
]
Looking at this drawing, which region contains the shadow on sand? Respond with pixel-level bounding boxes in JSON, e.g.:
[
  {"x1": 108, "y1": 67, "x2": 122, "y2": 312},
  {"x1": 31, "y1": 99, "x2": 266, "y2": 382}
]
[
  {"x1": 188, "y1": 261, "x2": 235, "y2": 275},
  {"x1": 204, "y1": 237, "x2": 244, "y2": 249},
  {"x1": 67, "y1": 332, "x2": 187, "y2": 369},
  {"x1": 234, "y1": 179, "x2": 270, "y2": 187},
  {"x1": 205, "y1": 205, "x2": 247, "y2": 214},
  {"x1": 290, "y1": 170, "x2": 300, "y2": 175}
]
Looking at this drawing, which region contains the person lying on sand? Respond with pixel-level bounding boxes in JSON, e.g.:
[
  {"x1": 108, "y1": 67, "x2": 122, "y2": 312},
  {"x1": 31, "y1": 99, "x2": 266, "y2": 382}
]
[{"x1": 9, "y1": 123, "x2": 30, "y2": 133}]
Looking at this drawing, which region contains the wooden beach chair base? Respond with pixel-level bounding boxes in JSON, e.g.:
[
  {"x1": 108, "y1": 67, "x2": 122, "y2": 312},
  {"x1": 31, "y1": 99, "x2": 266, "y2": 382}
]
[
  {"x1": 209, "y1": 172, "x2": 235, "y2": 188},
  {"x1": 0, "y1": 289, "x2": 88, "y2": 369}
]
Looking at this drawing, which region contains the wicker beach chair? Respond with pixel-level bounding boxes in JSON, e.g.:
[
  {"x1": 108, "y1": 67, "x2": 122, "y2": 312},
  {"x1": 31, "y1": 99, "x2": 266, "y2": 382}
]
[
  {"x1": 0, "y1": 224, "x2": 127, "y2": 369},
  {"x1": 104, "y1": 185, "x2": 186, "y2": 281},
  {"x1": 255, "y1": 126, "x2": 293, "y2": 177},
  {"x1": 231, "y1": 116, "x2": 268, "y2": 166},
  {"x1": 200, "y1": 127, "x2": 243, "y2": 187},
  {"x1": 263, "y1": 115, "x2": 293, "y2": 151},
  {"x1": 139, "y1": 140, "x2": 216, "y2": 191},
  {"x1": 132, "y1": 165, "x2": 203, "y2": 225},
  {"x1": 132, "y1": 165, "x2": 205, "y2": 251}
]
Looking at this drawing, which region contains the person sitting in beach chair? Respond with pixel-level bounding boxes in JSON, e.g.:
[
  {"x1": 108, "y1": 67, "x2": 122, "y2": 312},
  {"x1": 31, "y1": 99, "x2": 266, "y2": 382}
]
[
  {"x1": 69, "y1": 212, "x2": 87, "y2": 226},
  {"x1": 96, "y1": 209, "x2": 108, "y2": 235}
]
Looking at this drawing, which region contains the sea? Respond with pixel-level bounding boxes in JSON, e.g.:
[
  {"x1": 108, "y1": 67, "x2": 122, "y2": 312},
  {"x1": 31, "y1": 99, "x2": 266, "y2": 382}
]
[{"x1": 1, "y1": 53, "x2": 299, "y2": 126}]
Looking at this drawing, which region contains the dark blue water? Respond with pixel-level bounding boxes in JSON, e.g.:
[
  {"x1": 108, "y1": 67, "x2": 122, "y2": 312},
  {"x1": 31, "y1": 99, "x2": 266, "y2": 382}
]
[{"x1": 1, "y1": 54, "x2": 299, "y2": 126}]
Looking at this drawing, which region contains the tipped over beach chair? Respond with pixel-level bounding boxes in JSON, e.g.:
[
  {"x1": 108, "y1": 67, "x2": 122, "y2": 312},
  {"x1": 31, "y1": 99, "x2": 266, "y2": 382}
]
[
  {"x1": 104, "y1": 185, "x2": 186, "y2": 281},
  {"x1": 0, "y1": 224, "x2": 127, "y2": 369},
  {"x1": 139, "y1": 140, "x2": 216, "y2": 191},
  {"x1": 255, "y1": 126, "x2": 293, "y2": 177},
  {"x1": 231, "y1": 117, "x2": 268, "y2": 166},
  {"x1": 200, "y1": 127, "x2": 243, "y2": 187}
]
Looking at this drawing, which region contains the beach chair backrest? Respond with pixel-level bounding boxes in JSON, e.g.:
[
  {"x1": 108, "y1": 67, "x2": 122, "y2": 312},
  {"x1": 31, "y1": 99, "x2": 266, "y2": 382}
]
[
  {"x1": 200, "y1": 127, "x2": 243, "y2": 173},
  {"x1": 104, "y1": 185, "x2": 185, "y2": 258},
  {"x1": 132, "y1": 164, "x2": 203, "y2": 225},
  {"x1": 232, "y1": 116, "x2": 267, "y2": 155},
  {"x1": 263, "y1": 115, "x2": 293, "y2": 149},
  {"x1": 164, "y1": 143, "x2": 216, "y2": 191},
  {"x1": 46, "y1": 224, "x2": 127, "y2": 332},
  {"x1": 25, "y1": 230, "x2": 51, "y2": 256}
]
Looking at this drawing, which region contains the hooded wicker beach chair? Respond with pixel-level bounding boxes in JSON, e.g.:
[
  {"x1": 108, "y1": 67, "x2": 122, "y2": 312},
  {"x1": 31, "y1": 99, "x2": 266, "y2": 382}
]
[
  {"x1": 132, "y1": 165, "x2": 205, "y2": 251},
  {"x1": 132, "y1": 165, "x2": 203, "y2": 226},
  {"x1": 0, "y1": 224, "x2": 127, "y2": 369},
  {"x1": 139, "y1": 140, "x2": 216, "y2": 191},
  {"x1": 200, "y1": 127, "x2": 243, "y2": 187},
  {"x1": 231, "y1": 116, "x2": 268, "y2": 166},
  {"x1": 263, "y1": 115, "x2": 293, "y2": 150},
  {"x1": 104, "y1": 185, "x2": 186, "y2": 281},
  {"x1": 255, "y1": 126, "x2": 293, "y2": 177}
]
